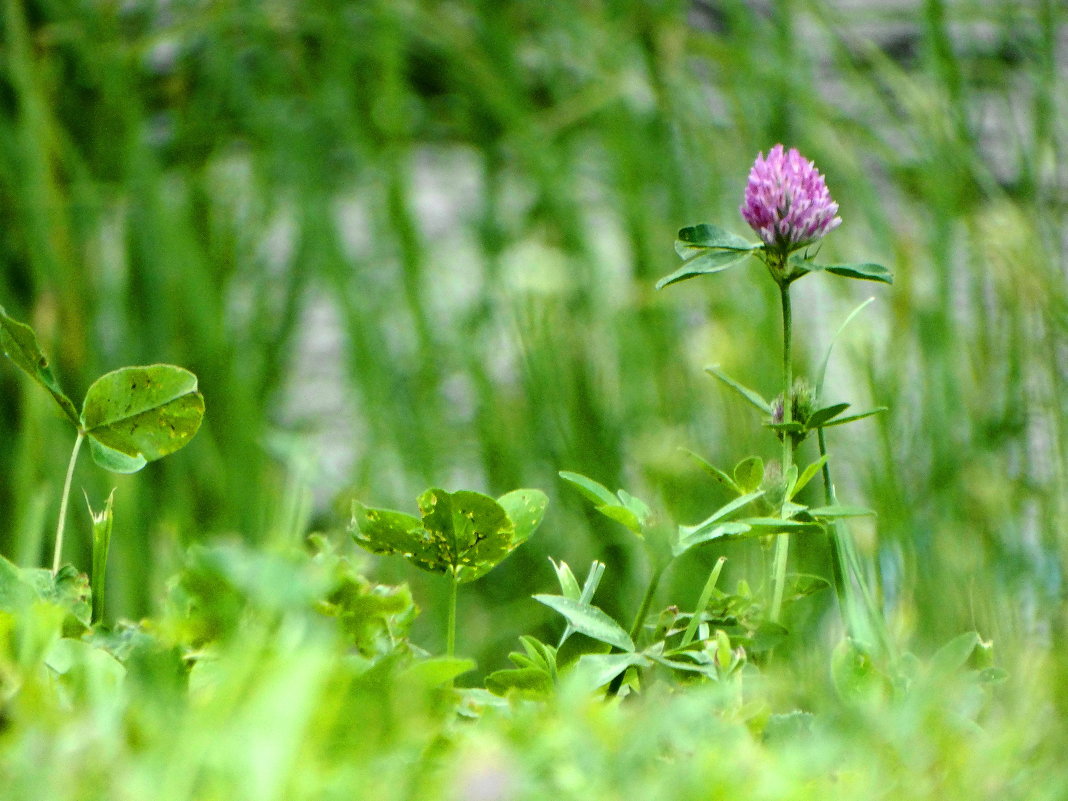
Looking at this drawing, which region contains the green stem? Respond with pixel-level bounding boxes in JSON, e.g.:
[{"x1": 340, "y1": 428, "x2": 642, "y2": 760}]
[
  {"x1": 682, "y1": 556, "x2": 727, "y2": 647},
  {"x1": 52, "y1": 431, "x2": 85, "y2": 575},
  {"x1": 446, "y1": 569, "x2": 458, "y2": 659},
  {"x1": 770, "y1": 280, "x2": 793, "y2": 623},
  {"x1": 607, "y1": 563, "x2": 666, "y2": 697}
]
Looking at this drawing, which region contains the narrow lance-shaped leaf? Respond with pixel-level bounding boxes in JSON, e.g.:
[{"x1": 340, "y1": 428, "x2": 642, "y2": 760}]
[
  {"x1": 558, "y1": 471, "x2": 617, "y2": 507},
  {"x1": 81, "y1": 365, "x2": 205, "y2": 473},
  {"x1": 655, "y1": 250, "x2": 752, "y2": 290},
  {"x1": 0, "y1": 305, "x2": 79, "y2": 426},
  {"x1": 706, "y1": 366, "x2": 773, "y2": 414},
  {"x1": 821, "y1": 262, "x2": 894, "y2": 285}
]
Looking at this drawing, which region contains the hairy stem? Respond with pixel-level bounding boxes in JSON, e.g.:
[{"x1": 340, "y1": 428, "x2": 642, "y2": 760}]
[
  {"x1": 770, "y1": 280, "x2": 793, "y2": 623},
  {"x1": 52, "y1": 431, "x2": 85, "y2": 575}
]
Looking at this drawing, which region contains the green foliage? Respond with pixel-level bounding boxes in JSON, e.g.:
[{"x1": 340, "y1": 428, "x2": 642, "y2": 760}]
[
  {"x1": 81, "y1": 365, "x2": 205, "y2": 474},
  {"x1": 350, "y1": 487, "x2": 547, "y2": 583}
]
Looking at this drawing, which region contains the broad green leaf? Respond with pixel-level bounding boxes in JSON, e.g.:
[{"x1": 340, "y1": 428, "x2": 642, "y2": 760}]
[
  {"x1": 705, "y1": 366, "x2": 773, "y2": 414},
  {"x1": 805, "y1": 402, "x2": 851, "y2": 429},
  {"x1": 0, "y1": 305, "x2": 79, "y2": 426},
  {"x1": 86, "y1": 438, "x2": 147, "y2": 474},
  {"x1": 571, "y1": 652, "x2": 649, "y2": 692},
  {"x1": 81, "y1": 365, "x2": 205, "y2": 471},
  {"x1": 596, "y1": 504, "x2": 642, "y2": 534},
  {"x1": 533, "y1": 595, "x2": 634, "y2": 652},
  {"x1": 681, "y1": 449, "x2": 740, "y2": 493},
  {"x1": 928, "y1": 631, "x2": 980, "y2": 679},
  {"x1": 792, "y1": 456, "x2": 828, "y2": 499},
  {"x1": 822, "y1": 262, "x2": 894, "y2": 284},
  {"x1": 807, "y1": 505, "x2": 875, "y2": 519},
  {"x1": 616, "y1": 489, "x2": 651, "y2": 524},
  {"x1": 0, "y1": 555, "x2": 36, "y2": 612},
  {"x1": 558, "y1": 471, "x2": 617, "y2": 507},
  {"x1": 497, "y1": 489, "x2": 549, "y2": 545},
  {"x1": 674, "y1": 223, "x2": 756, "y2": 256},
  {"x1": 733, "y1": 456, "x2": 764, "y2": 493},
  {"x1": 399, "y1": 656, "x2": 476, "y2": 688},
  {"x1": 655, "y1": 249, "x2": 752, "y2": 290},
  {"x1": 831, "y1": 638, "x2": 887, "y2": 702},
  {"x1": 788, "y1": 573, "x2": 831, "y2": 599},
  {"x1": 820, "y1": 408, "x2": 888, "y2": 428},
  {"x1": 417, "y1": 489, "x2": 516, "y2": 583},
  {"x1": 350, "y1": 502, "x2": 440, "y2": 570},
  {"x1": 485, "y1": 667, "x2": 554, "y2": 697}
]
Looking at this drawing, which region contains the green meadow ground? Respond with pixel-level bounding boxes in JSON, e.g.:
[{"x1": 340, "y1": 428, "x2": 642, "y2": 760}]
[{"x1": 1, "y1": 1, "x2": 1067, "y2": 798}]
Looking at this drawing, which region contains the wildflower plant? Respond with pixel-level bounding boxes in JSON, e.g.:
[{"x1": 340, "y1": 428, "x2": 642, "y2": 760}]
[
  {"x1": 0, "y1": 305, "x2": 204, "y2": 619},
  {"x1": 657, "y1": 144, "x2": 892, "y2": 649}
]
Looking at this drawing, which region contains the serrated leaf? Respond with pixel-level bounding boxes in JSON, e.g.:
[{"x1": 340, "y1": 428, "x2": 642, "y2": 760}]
[
  {"x1": 0, "y1": 305, "x2": 79, "y2": 426},
  {"x1": 706, "y1": 366, "x2": 773, "y2": 414},
  {"x1": 533, "y1": 595, "x2": 634, "y2": 652},
  {"x1": 733, "y1": 456, "x2": 764, "y2": 493},
  {"x1": 805, "y1": 402, "x2": 851, "y2": 429},
  {"x1": 558, "y1": 471, "x2": 617, "y2": 507},
  {"x1": 822, "y1": 262, "x2": 894, "y2": 284},
  {"x1": 655, "y1": 249, "x2": 752, "y2": 290},
  {"x1": 497, "y1": 489, "x2": 549, "y2": 545},
  {"x1": 81, "y1": 365, "x2": 204, "y2": 471}
]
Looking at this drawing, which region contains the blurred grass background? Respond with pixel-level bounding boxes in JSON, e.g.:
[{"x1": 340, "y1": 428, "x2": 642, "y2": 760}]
[{"x1": 1, "y1": 0, "x2": 1065, "y2": 680}]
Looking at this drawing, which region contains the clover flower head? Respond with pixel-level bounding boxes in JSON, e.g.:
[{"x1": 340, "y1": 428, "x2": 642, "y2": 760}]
[{"x1": 740, "y1": 144, "x2": 842, "y2": 254}]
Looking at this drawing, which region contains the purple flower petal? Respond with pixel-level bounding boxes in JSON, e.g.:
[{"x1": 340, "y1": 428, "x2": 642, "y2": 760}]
[{"x1": 740, "y1": 144, "x2": 842, "y2": 252}]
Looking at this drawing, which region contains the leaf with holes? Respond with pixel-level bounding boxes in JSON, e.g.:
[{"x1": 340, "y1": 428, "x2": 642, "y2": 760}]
[{"x1": 81, "y1": 365, "x2": 205, "y2": 474}]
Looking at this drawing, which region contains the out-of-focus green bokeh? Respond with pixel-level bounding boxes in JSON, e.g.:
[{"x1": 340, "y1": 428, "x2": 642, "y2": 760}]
[{"x1": 1, "y1": 0, "x2": 1065, "y2": 676}]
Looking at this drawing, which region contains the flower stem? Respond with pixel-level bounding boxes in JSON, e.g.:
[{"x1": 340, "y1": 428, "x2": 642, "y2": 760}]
[
  {"x1": 770, "y1": 280, "x2": 793, "y2": 623},
  {"x1": 52, "y1": 431, "x2": 85, "y2": 576},
  {"x1": 446, "y1": 569, "x2": 458, "y2": 659}
]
